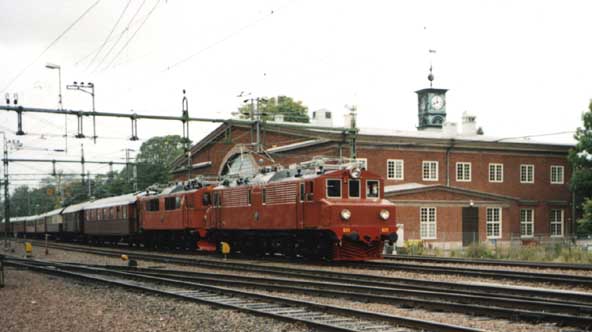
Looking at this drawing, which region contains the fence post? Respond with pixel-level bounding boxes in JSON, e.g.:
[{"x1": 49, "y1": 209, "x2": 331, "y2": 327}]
[{"x1": 0, "y1": 254, "x2": 4, "y2": 288}]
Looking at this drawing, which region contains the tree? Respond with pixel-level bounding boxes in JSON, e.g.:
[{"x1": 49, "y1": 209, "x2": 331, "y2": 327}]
[
  {"x1": 135, "y1": 135, "x2": 189, "y2": 189},
  {"x1": 569, "y1": 100, "x2": 592, "y2": 236},
  {"x1": 238, "y1": 96, "x2": 309, "y2": 123}
]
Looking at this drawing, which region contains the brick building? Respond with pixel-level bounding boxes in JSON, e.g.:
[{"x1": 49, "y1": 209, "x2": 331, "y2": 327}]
[{"x1": 171, "y1": 89, "x2": 573, "y2": 249}]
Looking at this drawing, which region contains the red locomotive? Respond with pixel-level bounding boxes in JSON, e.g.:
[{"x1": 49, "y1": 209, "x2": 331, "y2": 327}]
[{"x1": 9, "y1": 161, "x2": 397, "y2": 261}]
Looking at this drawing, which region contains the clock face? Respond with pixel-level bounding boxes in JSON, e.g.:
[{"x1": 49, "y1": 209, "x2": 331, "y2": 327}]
[{"x1": 431, "y1": 95, "x2": 444, "y2": 110}]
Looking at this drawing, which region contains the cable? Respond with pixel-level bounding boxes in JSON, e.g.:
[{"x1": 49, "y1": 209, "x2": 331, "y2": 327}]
[
  {"x1": 164, "y1": 6, "x2": 277, "y2": 72},
  {"x1": 0, "y1": 0, "x2": 103, "y2": 94},
  {"x1": 86, "y1": 0, "x2": 133, "y2": 71},
  {"x1": 104, "y1": 0, "x2": 161, "y2": 71},
  {"x1": 94, "y1": 0, "x2": 148, "y2": 73}
]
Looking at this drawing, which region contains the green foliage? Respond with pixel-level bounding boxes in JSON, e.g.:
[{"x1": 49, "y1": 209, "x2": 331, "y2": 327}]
[
  {"x1": 464, "y1": 242, "x2": 496, "y2": 259},
  {"x1": 569, "y1": 101, "x2": 592, "y2": 236},
  {"x1": 577, "y1": 198, "x2": 592, "y2": 236},
  {"x1": 135, "y1": 135, "x2": 189, "y2": 189},
  {"x1": 238, "y1": 96, "x2": 309, "y2": 123}
]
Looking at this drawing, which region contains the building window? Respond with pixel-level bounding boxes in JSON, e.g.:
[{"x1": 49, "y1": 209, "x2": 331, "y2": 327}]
[
  {"x1": 420, "y1": 207, "x2": 437, "y2": 239},
  {"x1": 486, "y1": 207, "x2": 502, "y2": 239},
  {"x1": 550, "y1": 165, "x2": 564, "y2": 184},
  {"x1": 489, "y1": 163, "x2": 503, "y2": 183},
  {"x1": 422, "y1": 161, "x2": 438, "y2": 181},
  {"x1": 456, "y1": 162, "x2": 471, "y2": 182},
  {"x1": 520, "y1": 209, "x2": 534, "y2": 238},
  {"x1": 326, "y1": 179, "x2": 341, "y2": 198},
  {"x1": 550, "y1": 209, "x2": 564, "y2": 237},
  {"x1": 387, "y1": 159, "x2": 404, "y2": 180},
  {"x1": 348, "y1": 179, "x2": 360, "y2": 198},
  {"x1": 520, "y1": 164, "x2": 534, "y2": 183}
]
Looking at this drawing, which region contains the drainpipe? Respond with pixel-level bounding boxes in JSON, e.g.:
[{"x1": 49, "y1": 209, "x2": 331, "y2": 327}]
[{"x1": 445, "y1": 139, "x2": 455, "y2": 187}]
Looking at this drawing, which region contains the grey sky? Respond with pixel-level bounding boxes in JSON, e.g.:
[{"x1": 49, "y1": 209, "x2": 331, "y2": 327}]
[{"x1": 0, "y1": 0, "x2": 590, "y2": 188}]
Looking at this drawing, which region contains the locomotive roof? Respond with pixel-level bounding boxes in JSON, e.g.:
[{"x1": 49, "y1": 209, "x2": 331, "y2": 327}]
[{"x1": 84, "y1": 193, "x2": 140, "y2": 210}]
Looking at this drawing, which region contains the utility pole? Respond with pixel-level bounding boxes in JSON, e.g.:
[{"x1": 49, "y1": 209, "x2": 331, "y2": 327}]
[
  {"x1": 2, "y1": 134, "x2": 9, "y2": 243},
  {"x1": 80, "y1": 144, "x2": 85, "y2": 185},
  {"x1": 45, "y1": 63, "x2": 67, "y2": 154},
  {"x1": 87, "y1": 171, "x2": 91, "y2": 197},
  {"x1": 181, "y1": 90, "x2": 191, "y2": 181},
  {"x1": 66, "y1": 81, "x2": 96, "y2": 143}
]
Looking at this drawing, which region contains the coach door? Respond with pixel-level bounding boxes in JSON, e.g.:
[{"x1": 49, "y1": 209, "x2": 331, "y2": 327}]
[{"x1": 462, "y1": 207, "x2": 479, "y2": 246}]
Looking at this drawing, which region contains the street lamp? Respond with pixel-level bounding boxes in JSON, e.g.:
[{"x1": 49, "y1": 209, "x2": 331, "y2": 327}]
[
  {"x1": 66, "y1": 81, "x2": 96, "y2": 142},
  {"x1": 45, "y1": 63, "x2": 67, "y2": 153}
]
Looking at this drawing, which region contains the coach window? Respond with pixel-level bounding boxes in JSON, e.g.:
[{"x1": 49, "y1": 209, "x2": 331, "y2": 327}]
[
  {"x1": 366, "y1": 180, "x2": 379, "y2": 199},
  {"x1": 349, "y1": 179, "x2": 360, "y2": 198},
  {"x1": 122, "y1": 207, "x2": 127, "y2": 219},
  {"x1": 326, "y1": 179, "x2": 341, "y2": 198}
]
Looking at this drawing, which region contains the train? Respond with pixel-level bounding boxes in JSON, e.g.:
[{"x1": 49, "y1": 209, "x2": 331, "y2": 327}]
[{"x1": 1, "y1": 160, "x2": 397, "y2": 261}]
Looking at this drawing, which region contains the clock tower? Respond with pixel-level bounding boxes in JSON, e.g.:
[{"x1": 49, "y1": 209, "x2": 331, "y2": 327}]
[{"x1": 416, "y1": 66, "x2": 448, "y2": 131}]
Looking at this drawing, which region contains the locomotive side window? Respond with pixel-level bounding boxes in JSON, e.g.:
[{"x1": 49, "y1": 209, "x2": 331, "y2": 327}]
[
  {"x1": 248, "y1": 190, "x2": 252, "y2": 205},
  {"x1": 262, "y1": 189, "x2": 267, "y2": 204},
  {"x1": 202, "y1": 192, "x2": 211, "y2": 205},
  {"x1": 300, "y1": 183, "x2": 305, "y2": 202},
  {"x1": 165, "y1": 197, "x2": 177, "y2": 210},
  {"x1": 307, "y1": 181, "x2": 314, "y2": 201},
  {"x1": 326, "y1": 179, "x2": 341, "y2": 198},
  {"x1": 187, "y1": 195, "x2": 195, "y2": 208},
  {"x1": 366, "y1": 180, "x2": 380, "y2": 198},
  {"x1": 146, "y1": 199, "x2": 160, "y2": 211},
  {"x1": 349, "y1": 179, "x2": 360, "y2": 198}
]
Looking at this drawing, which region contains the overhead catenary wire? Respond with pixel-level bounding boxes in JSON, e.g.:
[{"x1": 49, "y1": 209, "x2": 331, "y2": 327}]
[
  {"x1": 85, "y1": 0, "x2": 133, "y2": 71},
  {"x1": 93, "y1": 0, "x2": 148, "y2": 73},
  {"x1": 0, "y1": 0, "x2": 103, "y2": 94}
]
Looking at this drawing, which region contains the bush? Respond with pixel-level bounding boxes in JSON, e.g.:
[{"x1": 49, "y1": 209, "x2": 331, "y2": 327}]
[{"x1": 464, "y1": 242, "x2": 495, "y2": 259}]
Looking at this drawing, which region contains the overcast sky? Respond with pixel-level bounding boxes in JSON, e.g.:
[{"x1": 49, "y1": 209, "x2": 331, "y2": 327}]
[{"x1": 0, "y1": 0, "x2": 591, "y2": 188}]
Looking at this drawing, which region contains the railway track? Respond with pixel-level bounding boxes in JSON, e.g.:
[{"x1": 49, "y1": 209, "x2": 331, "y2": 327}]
[
  {"x1": 5, "y1": 256, "x2": 484, "y2": 332},
  {"x1": 384, "y1": 254, "x2": 592, "y2": 271},
  {"x1": 20, "y1": 240, "x2": 592, "y2": 304},
  {"x1": 11, "y1": 241, "x2": 592, "y2": 329},
  {"x1": 335, "y1": 260, "x2": 592, "y2": 288}
]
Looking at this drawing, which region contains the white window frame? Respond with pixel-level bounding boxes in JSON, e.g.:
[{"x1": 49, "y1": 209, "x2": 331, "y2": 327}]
[
  {"x1": 420, "y1": 207, "x2": 437, "y2": 240},
  {"x1": 520, "y1": 164, "x2": 535, "y2": 183},
  {"x1": 387, "y1": 159, "x2": 404, "y2": 180},
  {"x1": 488, "y1": 163, "x2": 503, "y2": 183},
  {"x1": 550, "y1": 165, "x2": 564, "y2": 184},
  {"x1": 520, "y1": 208, "x2": 534, "y2": 238},
  {"x1": 550, "y1": 209, "x2": 564, "y2": 237},
  {"x1": 486, "y1": 207, "x2": 502, "y2": 239},
  {"x1": 456, "y1": 162, "x2": 471, "y2": 182},
  {"x1": 422, "y1": 161, "x2": 439, "y2": 181}
]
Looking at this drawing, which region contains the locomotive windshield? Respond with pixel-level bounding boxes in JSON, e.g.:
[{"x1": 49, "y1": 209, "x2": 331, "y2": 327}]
[{"x1": 349, "y1": 179, "x2": 360, "y2": 198}]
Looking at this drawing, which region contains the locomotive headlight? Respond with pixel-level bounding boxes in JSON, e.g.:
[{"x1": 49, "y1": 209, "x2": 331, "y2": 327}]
[
  {"x1": 340, "y1": 209, "x2": 352, "y2": 221},
  {"x1": 350, "y1": 167, "x2": 361, "y2": 179},
  {"x1": 379, "y1": 209, "x2": 390, "y2": 221}
]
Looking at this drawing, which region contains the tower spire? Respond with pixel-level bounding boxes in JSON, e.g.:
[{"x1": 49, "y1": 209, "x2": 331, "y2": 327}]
[{"x1": 428, "y1": 49, "x2": 436, "y2": 87}]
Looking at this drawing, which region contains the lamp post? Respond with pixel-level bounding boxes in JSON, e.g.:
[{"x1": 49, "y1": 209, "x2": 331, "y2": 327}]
[
  {"x1": 66, "y1": 81, "x2": 96, "y2": 142},
  {"x1": 45, "y1": 63, "x2": 67, "y2": 153}
]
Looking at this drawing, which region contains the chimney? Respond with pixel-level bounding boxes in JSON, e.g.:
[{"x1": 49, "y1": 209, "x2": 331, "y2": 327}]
[
  {"x1": 311, "y1": 109, "x2": 333, "y2": 127},
  {"x1": 461, "y1": 111, "x2": 477, "y2": 135},
  {"x1": 442, "y1": 122, "x2": 458, "y2": 136}
]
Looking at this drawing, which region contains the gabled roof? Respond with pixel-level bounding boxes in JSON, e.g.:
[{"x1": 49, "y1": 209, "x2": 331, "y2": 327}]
[{"x1": 385, "y1": 183, "x2": 520, "y2": 203}]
